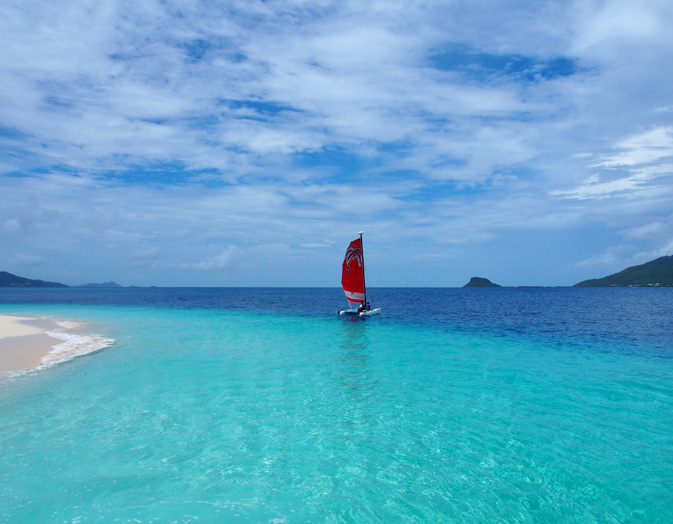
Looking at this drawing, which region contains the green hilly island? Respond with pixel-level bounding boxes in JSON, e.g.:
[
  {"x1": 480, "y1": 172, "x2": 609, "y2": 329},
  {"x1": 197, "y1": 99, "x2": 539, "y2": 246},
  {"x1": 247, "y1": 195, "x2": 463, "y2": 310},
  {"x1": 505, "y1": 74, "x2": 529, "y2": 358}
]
[
  {"x1": 464, "y1": 277, "x2": 501, "y2": 288},
  {"x1": 0, "y1": 271, "x2": 123, "y2": 288},
  {"x1": 575, "y1": 255, "x2": 673, "y2": 287},
  {"x1": 0, "y1": 271, "x2": 67, "y2": 288}
]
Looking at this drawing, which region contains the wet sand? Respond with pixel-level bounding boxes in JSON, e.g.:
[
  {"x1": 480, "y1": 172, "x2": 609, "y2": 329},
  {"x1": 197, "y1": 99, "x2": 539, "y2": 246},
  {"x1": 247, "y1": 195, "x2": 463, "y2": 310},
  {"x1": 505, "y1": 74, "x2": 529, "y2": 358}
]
[{"x1": 0, "y1": 315, "x2": 62, "y2": 377}]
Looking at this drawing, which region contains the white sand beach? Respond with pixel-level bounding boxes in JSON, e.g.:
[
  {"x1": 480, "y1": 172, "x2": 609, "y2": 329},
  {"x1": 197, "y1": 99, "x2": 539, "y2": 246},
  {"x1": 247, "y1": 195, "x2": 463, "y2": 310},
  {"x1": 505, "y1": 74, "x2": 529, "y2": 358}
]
[
  {"x1": 0, "y1": 314, "x2": 114, "y2": 377},
  {"x1": 0, "y1": 315, "x2": 63, "y2": 376}
]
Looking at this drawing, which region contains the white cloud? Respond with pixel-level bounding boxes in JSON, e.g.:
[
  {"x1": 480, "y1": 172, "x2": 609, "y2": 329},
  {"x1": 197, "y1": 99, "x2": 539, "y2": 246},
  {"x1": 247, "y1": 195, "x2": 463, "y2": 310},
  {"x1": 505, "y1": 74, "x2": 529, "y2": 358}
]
[
  {"x1": 598, "y1": 127, "x2": 673, "y2": 167},
  {"x1": 2, "y1": 0, "x2": 673, "y2": 285},
  {"x1": 577, "y1": 240, "x2": 673, "y2": 273},
  {"x1": 573, "y1": 0, "x2": 670, "y2": 55},
  {"x1": 300, "y1": 242, "x2": 335, "y2": 249},
  {"x1": 191, "y1": 246, "x2": 243, "y2": 271},
  {"x1": 8, "y1": 252, "x2": 44, "y2": 267},
  {"x1": 126, "y1": 247, "x2": 163, "y2": 268},
  {"x1": 575, "y1": 251, "x2": 619, "y2": 268},
  {"x1": 550, "y1": 175, "x2": 647, "y2": 200},
  {"x1": 551, "y1": 127, "x2": 673, "y2": 200},
  {"x1": 621, "y1": 221, "x2": 664, "y2": 241},
  {"x1": 634, "y1": 240, "x2": 673, "y2": 262}
]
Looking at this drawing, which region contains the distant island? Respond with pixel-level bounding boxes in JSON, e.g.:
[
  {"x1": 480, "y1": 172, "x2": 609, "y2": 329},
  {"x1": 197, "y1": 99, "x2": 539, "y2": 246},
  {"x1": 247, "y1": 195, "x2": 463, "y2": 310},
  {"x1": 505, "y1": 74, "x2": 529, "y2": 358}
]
[
  {"x1": 575, "y1": 255, "x2": 673, "y2": 287},
  {"x1": 0, "y1": 271, "x2": 130, "y2": 288},
  {"x1": 464, "y1": 277, "x2": 501, "y2": 288},
  {"x1": 0, "y1": 271, "x2": 68, "y2": 288},
  {"x1": 79, "y1": 281, "x2": 123, "y2": 288}
]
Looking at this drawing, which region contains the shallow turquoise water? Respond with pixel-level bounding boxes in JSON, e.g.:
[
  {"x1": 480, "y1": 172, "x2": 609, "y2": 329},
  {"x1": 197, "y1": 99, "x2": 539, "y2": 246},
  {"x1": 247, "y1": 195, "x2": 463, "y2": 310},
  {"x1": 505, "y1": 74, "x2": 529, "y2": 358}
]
[{"x1": 1, "y1": 290, "x2": 672, "y2": 523}]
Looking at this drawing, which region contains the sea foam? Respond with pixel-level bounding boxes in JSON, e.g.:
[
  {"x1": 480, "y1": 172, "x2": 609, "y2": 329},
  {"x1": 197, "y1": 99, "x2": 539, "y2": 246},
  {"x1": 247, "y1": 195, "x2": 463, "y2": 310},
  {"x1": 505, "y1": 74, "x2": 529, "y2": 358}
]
[
  {"x1": 38, "y1": 326, "x2": 115, "y2": 370},
  {"x1": 55, "y1": 320, "x2": 84, "y2": 330}
]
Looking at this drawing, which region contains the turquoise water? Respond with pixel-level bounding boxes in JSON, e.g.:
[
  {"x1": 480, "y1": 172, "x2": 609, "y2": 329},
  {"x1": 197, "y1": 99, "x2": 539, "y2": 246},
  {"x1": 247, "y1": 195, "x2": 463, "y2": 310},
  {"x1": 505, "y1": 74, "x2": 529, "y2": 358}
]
[{"x1": 1, "y1": 289, "x2": 672, "y2": 523}]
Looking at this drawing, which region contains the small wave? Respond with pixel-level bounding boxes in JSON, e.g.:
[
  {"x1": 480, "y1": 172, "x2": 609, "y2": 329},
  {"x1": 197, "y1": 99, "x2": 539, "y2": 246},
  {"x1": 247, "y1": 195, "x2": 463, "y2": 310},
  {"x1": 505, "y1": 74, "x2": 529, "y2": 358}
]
[
  {"x1": 39, "y1": 330, "x2": 115, "y2": 370},
  {"x1": 55, "y1": 320, "x2": 84, "y2": 330}
]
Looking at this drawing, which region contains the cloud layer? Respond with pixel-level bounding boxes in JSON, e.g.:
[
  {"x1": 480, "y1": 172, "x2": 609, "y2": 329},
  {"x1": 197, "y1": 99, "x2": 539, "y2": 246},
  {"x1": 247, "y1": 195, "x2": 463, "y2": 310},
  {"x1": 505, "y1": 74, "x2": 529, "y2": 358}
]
[{"x1": 2, "y1": 0, "x2": 673, "y2": 286}]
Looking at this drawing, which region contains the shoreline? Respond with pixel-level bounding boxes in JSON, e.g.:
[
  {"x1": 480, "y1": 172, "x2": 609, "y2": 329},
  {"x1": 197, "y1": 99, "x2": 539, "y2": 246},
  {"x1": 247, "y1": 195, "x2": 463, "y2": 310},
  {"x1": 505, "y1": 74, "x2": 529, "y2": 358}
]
[{"x1": 0, "y1": 314, "x2": 113, "y2": 378}]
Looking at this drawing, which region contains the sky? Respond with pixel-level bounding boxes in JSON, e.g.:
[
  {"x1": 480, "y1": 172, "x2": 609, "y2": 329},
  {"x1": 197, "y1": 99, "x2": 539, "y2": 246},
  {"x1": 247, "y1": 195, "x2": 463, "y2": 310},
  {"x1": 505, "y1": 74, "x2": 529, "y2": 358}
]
[{"x1": 2, "y1": 0, "x2": 673, "y2": 287}]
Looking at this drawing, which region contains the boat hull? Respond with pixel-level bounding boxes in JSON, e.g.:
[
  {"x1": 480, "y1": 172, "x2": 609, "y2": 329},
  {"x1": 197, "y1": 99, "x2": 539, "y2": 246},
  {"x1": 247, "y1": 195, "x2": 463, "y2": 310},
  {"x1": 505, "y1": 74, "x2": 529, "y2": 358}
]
[{"x1": 338, "y1": 308, "x2": 381, "y2": 317}]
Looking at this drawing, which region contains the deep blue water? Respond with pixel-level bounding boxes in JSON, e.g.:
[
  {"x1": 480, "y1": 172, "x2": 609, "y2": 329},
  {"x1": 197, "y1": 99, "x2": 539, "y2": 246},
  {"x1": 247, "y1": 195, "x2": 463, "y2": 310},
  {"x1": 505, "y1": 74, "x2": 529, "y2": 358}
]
[
  {"x1": 1, "y1": 287, "x2": 672, "y2": 523},
  {"x1": 3, "y1": 286, "x2": 671, "y2": 352}
]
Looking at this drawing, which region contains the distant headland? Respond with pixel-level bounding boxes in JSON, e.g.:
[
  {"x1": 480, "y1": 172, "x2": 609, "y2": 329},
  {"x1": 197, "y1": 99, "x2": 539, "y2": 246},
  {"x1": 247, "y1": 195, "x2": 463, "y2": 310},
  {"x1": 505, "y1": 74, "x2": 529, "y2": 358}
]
[
  {"x1": 0, "y1": 271, "x2": 68, "y2": 288},
  {"x1": 574, "y1": 255, "x2": 673, "y2": 287},
  {"x1": 0, "y1": 271, "x2": 126, "y2": 288}
]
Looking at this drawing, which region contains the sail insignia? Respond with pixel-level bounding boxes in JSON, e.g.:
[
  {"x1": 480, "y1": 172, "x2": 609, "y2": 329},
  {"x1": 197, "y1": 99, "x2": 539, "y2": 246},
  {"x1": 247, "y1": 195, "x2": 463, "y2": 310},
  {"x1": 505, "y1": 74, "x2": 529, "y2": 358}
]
[{"x1": 343, "y1": 245, "x2": 362, "y2": 275}]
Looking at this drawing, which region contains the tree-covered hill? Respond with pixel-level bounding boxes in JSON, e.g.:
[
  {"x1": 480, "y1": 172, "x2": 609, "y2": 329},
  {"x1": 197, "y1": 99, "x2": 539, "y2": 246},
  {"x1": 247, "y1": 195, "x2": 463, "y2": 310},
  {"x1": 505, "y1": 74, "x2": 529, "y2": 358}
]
[
  {"x1": 574, "y1": 255, "x2": 673, "y2": 287},
  {"x1": 0, "y1": 271, "x2": 68, "y2": 287}
]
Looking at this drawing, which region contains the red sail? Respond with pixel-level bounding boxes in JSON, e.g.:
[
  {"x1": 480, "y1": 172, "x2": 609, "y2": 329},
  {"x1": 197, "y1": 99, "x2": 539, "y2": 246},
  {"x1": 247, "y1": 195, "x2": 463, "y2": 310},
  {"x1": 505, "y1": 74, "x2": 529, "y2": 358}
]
[{"x1": 341, "y1": 237, "x2": 365, "y2": 306}]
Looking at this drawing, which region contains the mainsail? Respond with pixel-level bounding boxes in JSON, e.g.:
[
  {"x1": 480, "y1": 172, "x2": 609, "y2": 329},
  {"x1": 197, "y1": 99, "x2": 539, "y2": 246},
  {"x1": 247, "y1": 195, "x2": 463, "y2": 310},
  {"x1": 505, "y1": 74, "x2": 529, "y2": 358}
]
[{"x1": 341, "y1": 236, "x2": 365, "y2": 307}]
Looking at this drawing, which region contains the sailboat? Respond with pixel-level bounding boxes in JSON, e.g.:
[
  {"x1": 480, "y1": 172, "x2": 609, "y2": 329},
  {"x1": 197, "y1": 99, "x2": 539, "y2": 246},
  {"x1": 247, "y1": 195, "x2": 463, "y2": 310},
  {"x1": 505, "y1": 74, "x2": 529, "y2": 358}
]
[{"x1": 337, "y1": 232, "x2": 381, "y2": 316}]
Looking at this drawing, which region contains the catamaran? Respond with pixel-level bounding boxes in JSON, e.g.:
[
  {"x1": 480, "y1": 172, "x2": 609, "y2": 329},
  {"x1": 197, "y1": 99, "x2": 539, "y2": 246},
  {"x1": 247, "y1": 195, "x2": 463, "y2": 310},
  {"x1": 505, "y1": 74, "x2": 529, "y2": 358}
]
[{"x1": 337, "y1": 232, "x2": 381, "y2": 317}]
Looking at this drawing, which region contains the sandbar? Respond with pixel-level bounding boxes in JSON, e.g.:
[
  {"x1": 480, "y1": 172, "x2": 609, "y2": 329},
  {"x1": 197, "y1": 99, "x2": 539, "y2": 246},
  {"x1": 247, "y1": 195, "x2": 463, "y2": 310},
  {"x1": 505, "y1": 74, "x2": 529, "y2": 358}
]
[{"x1": 0, "y1": 314, "x2": 64, "y2": 377}]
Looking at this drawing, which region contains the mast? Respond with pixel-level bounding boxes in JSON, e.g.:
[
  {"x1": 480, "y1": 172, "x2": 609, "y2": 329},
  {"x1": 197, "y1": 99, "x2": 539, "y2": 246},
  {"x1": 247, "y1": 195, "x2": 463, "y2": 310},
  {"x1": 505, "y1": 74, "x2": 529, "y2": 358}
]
[{"x1": 359, "y1": 231, "x2": 366, "y2": 306}]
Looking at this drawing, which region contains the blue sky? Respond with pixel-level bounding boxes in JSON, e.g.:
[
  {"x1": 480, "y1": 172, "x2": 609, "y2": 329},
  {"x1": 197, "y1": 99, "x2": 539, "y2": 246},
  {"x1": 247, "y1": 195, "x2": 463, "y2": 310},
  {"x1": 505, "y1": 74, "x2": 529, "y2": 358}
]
[{"x1": 2, "y1": 0, "x2": 673, "y2": 287}]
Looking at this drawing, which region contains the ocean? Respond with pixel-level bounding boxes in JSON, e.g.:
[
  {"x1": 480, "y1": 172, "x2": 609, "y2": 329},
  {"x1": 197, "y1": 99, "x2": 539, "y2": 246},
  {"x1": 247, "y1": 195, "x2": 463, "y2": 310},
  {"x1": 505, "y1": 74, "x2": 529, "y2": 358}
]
[{"x1": 1, "y1": 287, "x2": 672, "y2": 523}]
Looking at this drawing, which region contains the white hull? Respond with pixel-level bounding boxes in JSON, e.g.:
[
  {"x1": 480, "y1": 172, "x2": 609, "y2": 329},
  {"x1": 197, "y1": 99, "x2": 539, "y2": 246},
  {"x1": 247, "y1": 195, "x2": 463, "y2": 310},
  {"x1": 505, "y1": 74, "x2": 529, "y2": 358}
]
[{"x1": 338, "y1": 308, "x2": 381, "y2": 317}]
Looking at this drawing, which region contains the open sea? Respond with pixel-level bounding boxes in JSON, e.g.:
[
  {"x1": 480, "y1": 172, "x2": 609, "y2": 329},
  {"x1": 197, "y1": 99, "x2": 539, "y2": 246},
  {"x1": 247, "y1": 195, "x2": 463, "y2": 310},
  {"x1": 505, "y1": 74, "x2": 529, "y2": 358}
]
[{"x1": 1, "y1": 287, "x2": 672, "y2": 523}]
